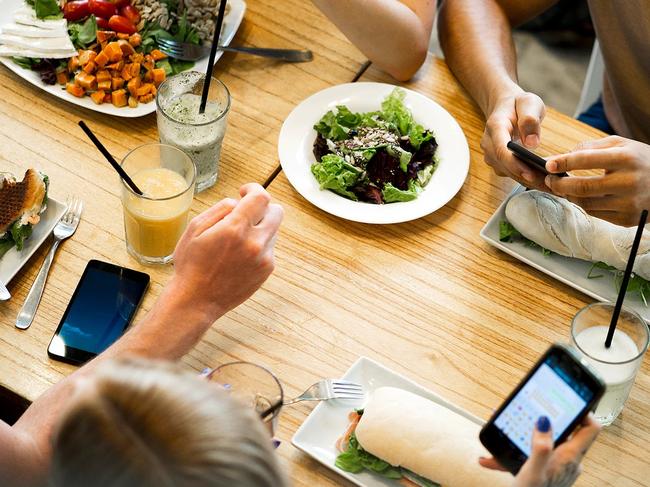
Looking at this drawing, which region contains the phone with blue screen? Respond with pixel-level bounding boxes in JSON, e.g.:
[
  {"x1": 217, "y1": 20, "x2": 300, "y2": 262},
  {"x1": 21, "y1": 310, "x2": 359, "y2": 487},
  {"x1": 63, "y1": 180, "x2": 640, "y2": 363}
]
[
  {"x1": 479, "y1": 344, "x2": 605, "y2": 474},
  {"x1": 47, "y1": 260, "x2": 149, "y2": 365}
]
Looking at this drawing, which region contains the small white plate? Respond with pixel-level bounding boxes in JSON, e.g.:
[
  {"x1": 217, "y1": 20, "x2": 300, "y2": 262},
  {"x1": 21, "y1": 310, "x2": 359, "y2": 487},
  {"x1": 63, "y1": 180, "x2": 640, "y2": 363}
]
[
  {"x1": 0, "y1": 196, "x2": 66, "y2": 285},
  {"x1": 0, "y1": 0, "x2": 246, "y2": 118},
  {"x1": 291, "y1": 356, "x2": 485, "y2": 487},
  {"x1": 278, "y1": 82, "x2": 470, "y2": 224},
  {"x1": 480, "y1": 186, "x2": 650, "y2": 323}
]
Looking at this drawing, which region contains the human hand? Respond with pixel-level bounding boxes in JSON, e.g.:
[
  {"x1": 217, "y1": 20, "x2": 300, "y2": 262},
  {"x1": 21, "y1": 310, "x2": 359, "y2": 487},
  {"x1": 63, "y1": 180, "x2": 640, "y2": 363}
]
[
  {"x1": 544, "y1": 136, "x2": 650, "y2": 226},
  {"x1": 480, "y1": 414, "x2": 601, "y2": 487},
  {"x1": 170, "y1": 183, "x2": 283, "y2": 320},
  {"x1": 482, "y1": 89, "x2": 547, "y2": 190}
]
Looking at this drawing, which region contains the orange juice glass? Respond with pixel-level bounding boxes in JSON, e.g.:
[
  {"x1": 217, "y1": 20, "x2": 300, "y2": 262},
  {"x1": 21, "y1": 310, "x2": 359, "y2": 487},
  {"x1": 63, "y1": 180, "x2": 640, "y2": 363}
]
[{"x1": 121, "y1": 143, "x2": 196, "y2": 264}]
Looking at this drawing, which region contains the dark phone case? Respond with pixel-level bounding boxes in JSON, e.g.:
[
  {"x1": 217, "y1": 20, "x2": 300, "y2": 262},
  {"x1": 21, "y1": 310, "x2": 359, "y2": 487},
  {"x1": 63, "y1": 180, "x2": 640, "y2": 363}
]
[
  {"x1": 507, "y1": 141, "x2": 568, "y2": 177},
  {"x1": 47, "y1": 259, "x2": 149, "y2": 366},
  {"x1": 479, "y1": 344, "x2": 605, "y2": 475}
]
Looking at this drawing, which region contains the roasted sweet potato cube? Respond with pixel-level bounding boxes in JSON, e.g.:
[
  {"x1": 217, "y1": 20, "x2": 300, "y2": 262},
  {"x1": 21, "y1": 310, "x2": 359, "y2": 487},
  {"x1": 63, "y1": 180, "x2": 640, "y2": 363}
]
[
  {"x1": 129, "y1": 53, "x2": 144, "y2": 64},
  {"x1": 82, "y1": 61, "x2": 97, "y2": 74},
  {"x1": 78, "y1": 50, "x2": 97, "y2": 66},
  {"x1": 118, "y1": 39, "x2": 135, "y2": 56},
  {"x1": 97, "y1": 80, "x2": 112, "y2": 91},
  {"x1": 128, "y1": 95, "x2": 138, "y2": 108},
  {"x1": 103, "y1": 93, "x2": 112, "y2": 103},
  {"x1": 130, "y1": 62, "x2": 141, "y2": 77},
  {"x1": 97, "y1": 30, "x2": 116, "y2": 44},
  {"x1": 135, "y1": 83, "x2": 152, "y2": 97},
  {"x1": 66, "y1": 83, "x2": 85, "y2": 97},
  {"x1": 151, "y1": 68, "x2": 166, "y2": 86},
  {"x1": 150, "y1": 49, "x2": 167, "y2": 61},
  {"x1": 55, "y1": 70, "x2": 69, "y2": 85},
  {"x1": 117, "y1": 32, "x2": 130, "y2": 40},
  {"x1": 111, "y1": 77, "x2": 125, "y2": 90},
  {"x1": 95, "y1": 50, "x2": 109, "y2": 68},
  {"x1": 128, "y1": 33, "x2": 142, "y2": 47},
  {"x1": 139, "y1": 93, "x2": 154, "y2": 103},
  {"x1": 120, "y1": 65, "x2": 133, "y2": 81},
  {"x1": 126, "y1": 76, "x2": 141, "y2": 97},
  {"x1": 74, "y1": 72, "x2": 96, "y2": 90},
  {"x1": 67, "y1": 56, "x2": 80, "y2": 72},
  {"x1": 90, "y1": 90, "x2": 105, "y2": 105},
  {"x1": 111, "y1": 89, "x2": 128, "y2": 107},
  {"x1": 103, "y1": 42, "x2": 123, "y2": 63},
  {"x1": 106, "y1": 60, "x2": 124, "y2": 72},
  {"x1": 96, "y1": 69, "x2": 111, "y2": 83}
]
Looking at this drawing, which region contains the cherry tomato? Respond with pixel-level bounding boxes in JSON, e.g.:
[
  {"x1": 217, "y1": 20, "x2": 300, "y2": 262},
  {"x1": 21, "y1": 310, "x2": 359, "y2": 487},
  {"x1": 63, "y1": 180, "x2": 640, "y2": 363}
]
[
  {"x1": 108, "y1": 14, "x2": 136, "y2": 34},
  {"x1": 89, "y1": 0, "x2": 117, "y2": 19},
  {"x1": 63, "y1": 1, "x2": 91, "y2": 21},
  {"x1": 120, "y1": 5, "x2": 140, "y2": 25},
  {"x1": 96, "y1": 16, "x2": 109, "y2": 29}
]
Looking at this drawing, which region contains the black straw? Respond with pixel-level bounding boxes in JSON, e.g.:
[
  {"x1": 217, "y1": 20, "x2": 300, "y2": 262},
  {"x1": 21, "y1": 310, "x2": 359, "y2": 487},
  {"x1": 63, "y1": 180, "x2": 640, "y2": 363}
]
[
  {"x1": 199, "y1": 0, "x2": 228, "y2": 114},
  {"x1": 605, "y1": 209, "x2": 648, "y2": 348},
  {"x1": 78, "y1": 121, "x2": 143, "y2": 195}
]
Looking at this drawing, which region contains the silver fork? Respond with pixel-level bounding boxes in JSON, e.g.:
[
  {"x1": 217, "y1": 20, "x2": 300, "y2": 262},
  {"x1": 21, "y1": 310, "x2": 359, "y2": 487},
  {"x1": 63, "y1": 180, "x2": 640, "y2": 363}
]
[
  {"x1": 156, "y1": 38, "x2": 314, "y2": 63},
  {"x1": 284, "y1": 379, "x2": 364, "y2": 405},
  {"x1": 16, "y1": 197, "x2": 83, "y2": 330}
]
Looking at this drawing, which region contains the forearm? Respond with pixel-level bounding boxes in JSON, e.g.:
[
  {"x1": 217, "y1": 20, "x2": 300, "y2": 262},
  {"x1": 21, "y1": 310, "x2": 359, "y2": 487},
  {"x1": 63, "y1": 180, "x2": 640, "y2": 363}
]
[
  {"x1": 7, "y1": 280, "x2": 220, "y2": 485},
  {"x1": 313, "y1": 0, "x2": 434, "y2": 80},
  {"x1": 438, "y1": 0, "x2": 521, "y2": 115}
]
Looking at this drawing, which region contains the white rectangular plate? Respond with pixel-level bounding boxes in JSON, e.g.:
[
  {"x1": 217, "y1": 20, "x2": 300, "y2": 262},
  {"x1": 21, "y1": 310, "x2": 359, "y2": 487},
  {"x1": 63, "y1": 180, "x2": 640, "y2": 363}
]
[
  {"x1": 0, "y1": 196, "x2": 66, "y2": 285},
  {"x1": 291, "y1": 356, "x2": 485, "y2": 487},
  {"x1": 0, "y1": 0, "x2": 246, "y2": 118},
  {"x1": 480, "y1": 185, "x2": 650, "y2": 322}
]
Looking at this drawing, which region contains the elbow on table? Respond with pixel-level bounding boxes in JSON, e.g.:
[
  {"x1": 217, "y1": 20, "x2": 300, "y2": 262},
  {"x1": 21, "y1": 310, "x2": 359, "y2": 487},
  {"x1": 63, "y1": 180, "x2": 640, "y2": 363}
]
[{"x1": 381, "y1": 44, "x2": 428, "y2": 82}]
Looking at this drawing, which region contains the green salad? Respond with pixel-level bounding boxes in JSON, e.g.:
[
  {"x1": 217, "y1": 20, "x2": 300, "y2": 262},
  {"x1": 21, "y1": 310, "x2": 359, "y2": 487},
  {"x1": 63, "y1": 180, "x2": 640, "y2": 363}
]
[{"x1": 311, "y1": 89, "x2": 439, "y2": 204}]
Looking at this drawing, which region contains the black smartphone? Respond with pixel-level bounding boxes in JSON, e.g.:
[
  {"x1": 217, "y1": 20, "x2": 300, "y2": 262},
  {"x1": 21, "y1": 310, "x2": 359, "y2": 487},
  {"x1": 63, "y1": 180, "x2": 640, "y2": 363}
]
[
  {"x1": 507, "y1": 141, "x2": 568, "y2": 177},
  {"x1": 47, "y1": 260, "x2": 149, "y2": 365},
  {"x1": 479, "y1": 344, "x2": 605, "y2": 475}
]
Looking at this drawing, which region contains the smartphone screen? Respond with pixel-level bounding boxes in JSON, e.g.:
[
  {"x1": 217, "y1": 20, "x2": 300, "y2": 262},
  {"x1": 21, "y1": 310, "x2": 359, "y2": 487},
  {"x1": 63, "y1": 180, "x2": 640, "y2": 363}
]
[
  {"x1": 48, "y1": 260, "x2": 149, "y2": 365},
  {"x1": 493, "y1": 353, "x2": 595, "y2": 455},
  {"x1": 480, "y1": 344, "x2": 605, "y2": 474}
]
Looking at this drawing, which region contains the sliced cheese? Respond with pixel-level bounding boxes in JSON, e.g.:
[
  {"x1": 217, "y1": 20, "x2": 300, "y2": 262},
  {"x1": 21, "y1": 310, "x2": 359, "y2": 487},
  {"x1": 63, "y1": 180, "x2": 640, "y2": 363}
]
[
  {"x1": 0, "y1": 33, "x2": 75, "y2": 51},
  {"x1": 0, "y1": 45, "x2": 74, "y2": 59},
  {"x1": 1, "y1": 23, "x2": 67, "y2": 38},
  {"x1": 13, "y1": 7, "x2": 67, "y2": 30}
]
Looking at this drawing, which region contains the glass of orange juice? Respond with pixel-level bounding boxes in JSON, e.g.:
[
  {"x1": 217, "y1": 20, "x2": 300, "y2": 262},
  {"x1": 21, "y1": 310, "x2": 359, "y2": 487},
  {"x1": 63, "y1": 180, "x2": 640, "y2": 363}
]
[{"x1": 120, "y1": 143, "x2": 196, "y2": 264}]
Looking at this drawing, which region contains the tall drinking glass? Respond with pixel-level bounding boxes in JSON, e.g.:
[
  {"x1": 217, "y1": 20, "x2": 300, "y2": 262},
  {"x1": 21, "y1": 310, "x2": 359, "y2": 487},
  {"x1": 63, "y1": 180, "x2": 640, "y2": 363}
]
[
  {"x1": 156, "y1": 71, "x2": 231, "y2": 193},
  {"x1": 570, "y1": 302, "x2": 649, "y2": 425},
  {"x1": 121, "y1": 143, "x2": 196, "y2": 264},
  {"x1": 206, "y1": 361, "x2": 284, "y2": 436}
]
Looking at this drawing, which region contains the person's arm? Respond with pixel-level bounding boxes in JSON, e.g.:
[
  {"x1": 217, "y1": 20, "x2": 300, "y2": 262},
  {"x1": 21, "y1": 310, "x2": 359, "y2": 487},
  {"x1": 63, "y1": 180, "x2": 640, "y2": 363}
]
[
  {"x1": 0, "y1": 183, "x2": 283, "y2": 487},
  {"x1": 312, "y1": 0, "x2": 435, "y2": 81},
  {"x1": 481, "y1": 414, "x2": 601, "y2": 487},
  {"x1": 437, "y1": 0, "x2": 557, "y2": 189}
]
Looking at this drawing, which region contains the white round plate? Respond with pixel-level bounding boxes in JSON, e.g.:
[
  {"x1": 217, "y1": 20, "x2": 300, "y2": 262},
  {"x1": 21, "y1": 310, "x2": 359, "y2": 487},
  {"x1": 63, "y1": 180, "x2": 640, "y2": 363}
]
[{"x1": 278, "y1": 82, "x2": 470, "y2": 224}]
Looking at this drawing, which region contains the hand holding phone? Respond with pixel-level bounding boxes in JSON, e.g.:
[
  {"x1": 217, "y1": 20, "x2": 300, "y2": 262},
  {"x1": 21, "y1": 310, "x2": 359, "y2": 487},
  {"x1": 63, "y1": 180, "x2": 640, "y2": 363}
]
[
  {"x1": 507, "y1": 141, "x2": 568, "y2": 178},
  {"x1": 479, "y1": 344, "x2": 605, "y2": 475}
]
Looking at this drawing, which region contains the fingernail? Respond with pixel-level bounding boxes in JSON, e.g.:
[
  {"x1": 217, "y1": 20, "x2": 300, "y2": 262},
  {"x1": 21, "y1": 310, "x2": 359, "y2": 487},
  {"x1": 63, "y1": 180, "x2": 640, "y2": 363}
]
[
  {"x1": 547, "y1": 160, "x2": 557, "y2": 172},
  {"x1": 525, "y1": 135, "x2": 540, "y2": 147},
  {"x1": 537, "y1": 416, "x2": 551, "y2": 433}
]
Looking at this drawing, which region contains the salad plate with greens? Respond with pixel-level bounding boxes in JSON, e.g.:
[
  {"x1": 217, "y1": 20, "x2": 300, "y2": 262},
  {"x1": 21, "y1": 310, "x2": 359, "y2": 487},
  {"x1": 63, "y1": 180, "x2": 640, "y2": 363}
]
[{"x1": 278, "y1": 82, "x2": 469, "y2": 224}]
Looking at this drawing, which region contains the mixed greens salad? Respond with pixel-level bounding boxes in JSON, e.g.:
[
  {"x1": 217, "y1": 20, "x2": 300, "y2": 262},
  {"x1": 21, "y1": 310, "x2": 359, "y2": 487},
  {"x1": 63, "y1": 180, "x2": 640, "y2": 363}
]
[
  {"x1": 311, "y1": 89, "x2": 439, "y2": 204},
  {"x1": 500, "y1": 220, "x2": 650, "y2": 305}
]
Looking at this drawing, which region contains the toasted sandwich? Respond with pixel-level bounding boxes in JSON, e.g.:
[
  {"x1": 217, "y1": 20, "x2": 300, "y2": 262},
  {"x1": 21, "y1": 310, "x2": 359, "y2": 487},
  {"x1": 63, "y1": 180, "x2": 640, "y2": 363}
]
[{"x1": 0, "y1": 169, "x2": 48, "y2": 257}]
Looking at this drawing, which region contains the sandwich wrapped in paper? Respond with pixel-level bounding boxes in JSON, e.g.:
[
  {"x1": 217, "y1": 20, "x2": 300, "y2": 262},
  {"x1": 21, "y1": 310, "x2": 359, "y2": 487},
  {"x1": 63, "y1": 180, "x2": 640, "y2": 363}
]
[
  {"x1": 0, "y1": 169, "x2": 48, "y2": 258},
  {"x1": 504, "y1": 190, "x2": 650, "y2": 280},
  {"x1": 336, "y1": 387, "x2": 512, "y2": 486}
]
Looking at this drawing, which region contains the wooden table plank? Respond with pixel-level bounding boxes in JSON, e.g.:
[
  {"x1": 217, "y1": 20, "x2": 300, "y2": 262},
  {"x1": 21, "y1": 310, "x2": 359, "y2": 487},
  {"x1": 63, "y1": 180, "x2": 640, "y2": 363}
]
[
  {"x1": 263, "y1": 56, "x2": 649, "y2": 486},
  {"x1": 0, "y1": 0, "x2": 366, "y2": 400}
]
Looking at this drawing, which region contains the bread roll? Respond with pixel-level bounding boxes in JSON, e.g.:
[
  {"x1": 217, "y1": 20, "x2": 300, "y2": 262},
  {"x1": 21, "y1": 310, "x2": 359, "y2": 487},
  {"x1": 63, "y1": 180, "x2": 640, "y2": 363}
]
[
  {"x1": 505, "y1": 191, "x2": 650, "y2": 281},
  {"x1": 354, "y1": 387, "x2": 512, "y2": 486}
]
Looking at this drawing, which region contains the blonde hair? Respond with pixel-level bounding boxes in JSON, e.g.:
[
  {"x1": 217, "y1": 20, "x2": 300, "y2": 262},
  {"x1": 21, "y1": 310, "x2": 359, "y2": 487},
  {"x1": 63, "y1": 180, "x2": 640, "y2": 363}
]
[{"x1": 50, "y1": 358, "x2": 288, "y2": 487}]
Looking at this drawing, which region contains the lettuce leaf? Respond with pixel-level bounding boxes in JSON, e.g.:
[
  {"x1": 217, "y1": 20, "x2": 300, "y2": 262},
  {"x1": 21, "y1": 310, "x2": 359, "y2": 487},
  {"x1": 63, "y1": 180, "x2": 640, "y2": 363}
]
[
  {"x1": 314, "y1": 106, "x2": 364, "y2": 141},
  {"x1": 68, "y1": 16, "x2": 97, "y2": 49},
  {"x1": 335, "y1": 432, "x2": 402, "y2": 479},
  {"x1": 380, "y1": 88, "x2": 433, "y2": 150},
  {"x1": 311, "y1": 154, "x2": 361, "y2": 200},
  {"x1": 0, "y1": 237, "x2": 14, "y2": 259},
  {"x1": 26, "y1": 0, "x2": 62, "y2": 19},
  {"x1": 382, "y1": 181, "x2": 419, "y2": 203},
  {"x1": 10, "y1": 221, "x2": 33, "y2": 251}
]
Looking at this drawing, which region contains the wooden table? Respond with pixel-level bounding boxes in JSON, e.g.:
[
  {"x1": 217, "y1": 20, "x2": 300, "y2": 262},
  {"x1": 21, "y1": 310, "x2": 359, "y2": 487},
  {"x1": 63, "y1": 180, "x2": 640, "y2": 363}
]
[{"x1": 0, "y1": 2, "x2": 647, "y2": 486}]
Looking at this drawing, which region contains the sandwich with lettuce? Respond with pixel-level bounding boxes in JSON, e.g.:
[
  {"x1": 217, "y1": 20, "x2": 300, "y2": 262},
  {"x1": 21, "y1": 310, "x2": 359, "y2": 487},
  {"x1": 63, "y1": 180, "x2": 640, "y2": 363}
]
[
  {"x1": 311, "y1": 89, "x2": 439, "y2": 204},
  {"x1": 0, "y1": 169, "x2": 48, "y2": 258},
  {"x1": 335, "y1": 387, "x2": 512, "y2": 486}
]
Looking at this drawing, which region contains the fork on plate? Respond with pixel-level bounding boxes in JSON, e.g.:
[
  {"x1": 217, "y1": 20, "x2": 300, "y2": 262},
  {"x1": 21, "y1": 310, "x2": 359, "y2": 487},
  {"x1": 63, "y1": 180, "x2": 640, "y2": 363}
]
[
  {"x1": 284, "y1": 379, "x2": 364, "y2": 405},
  {"x1": 156, "y1": 38, "x2": 314, "y2": 63},
  {"x1": 15, "y1": 197, "x2": 83, "y2": 330}
]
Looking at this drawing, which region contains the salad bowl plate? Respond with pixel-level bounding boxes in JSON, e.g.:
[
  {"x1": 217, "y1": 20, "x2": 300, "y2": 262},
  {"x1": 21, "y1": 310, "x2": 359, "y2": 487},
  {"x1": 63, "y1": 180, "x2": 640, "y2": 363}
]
[
  {"x1": 0, "y1": 0, "x2": 246, "y2": 118},
  {"x1": 278, "y1": 82, "x2": 470, "y2": 224}
]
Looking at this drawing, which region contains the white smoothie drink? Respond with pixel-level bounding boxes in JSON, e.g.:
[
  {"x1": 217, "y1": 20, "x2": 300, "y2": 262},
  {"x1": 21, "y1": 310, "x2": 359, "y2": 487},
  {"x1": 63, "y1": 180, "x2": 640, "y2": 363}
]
[{"x1": 574, "y1": 326, "x2": 640, "y2": 425}]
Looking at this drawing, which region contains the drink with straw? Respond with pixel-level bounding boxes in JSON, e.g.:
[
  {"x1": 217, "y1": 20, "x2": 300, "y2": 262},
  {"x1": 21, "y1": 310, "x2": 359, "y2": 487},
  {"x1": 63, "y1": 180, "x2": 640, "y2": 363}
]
[
  {"x1": 121, "y1": 143, "x2": 196, "y2": 264},
  {"x1": 571, "y1": 302, "x2": 649, "y2": 425},
  {"x1": 156, "y1": 71, "x2": 231, "y2": 193}
]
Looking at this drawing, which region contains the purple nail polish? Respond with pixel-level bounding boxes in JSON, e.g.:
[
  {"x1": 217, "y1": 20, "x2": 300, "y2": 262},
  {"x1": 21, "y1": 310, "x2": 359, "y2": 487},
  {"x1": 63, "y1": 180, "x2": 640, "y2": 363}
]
[{"x1": 536, "y1": 416, "x2": 551, "y2": 433}]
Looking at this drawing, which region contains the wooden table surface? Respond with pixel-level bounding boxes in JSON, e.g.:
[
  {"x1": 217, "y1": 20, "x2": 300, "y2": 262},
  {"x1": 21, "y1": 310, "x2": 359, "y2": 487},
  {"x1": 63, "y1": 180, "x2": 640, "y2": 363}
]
[{"x1": 0, "y1": 2, "x2": 647, "y2": 486}]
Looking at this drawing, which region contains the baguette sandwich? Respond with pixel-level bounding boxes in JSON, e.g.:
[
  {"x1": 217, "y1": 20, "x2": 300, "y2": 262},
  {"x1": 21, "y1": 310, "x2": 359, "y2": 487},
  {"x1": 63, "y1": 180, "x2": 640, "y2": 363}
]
[
  {"x1": 336, "y1": 387, "x2": 512, "y2": 486},
  {"x1": 505, "y1": 190, "x2": 650, "y2": 281},
  {"x1": 0, "y1": 169, "x2": 48, "y2": 258}
]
